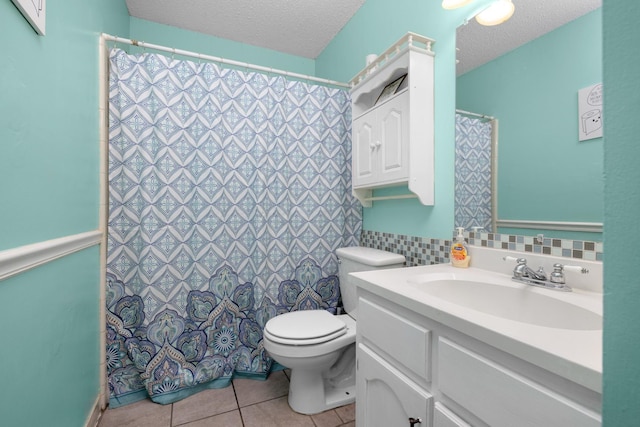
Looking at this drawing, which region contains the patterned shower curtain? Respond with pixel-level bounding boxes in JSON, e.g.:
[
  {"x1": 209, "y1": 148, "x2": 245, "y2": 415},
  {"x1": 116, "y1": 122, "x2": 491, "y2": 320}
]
[
  {"x1": 454, "y1": 113, "x2": 494, "y2": 232},
  {"x1": 106, "y1": 49, "x2": 361, "y2": 406}
]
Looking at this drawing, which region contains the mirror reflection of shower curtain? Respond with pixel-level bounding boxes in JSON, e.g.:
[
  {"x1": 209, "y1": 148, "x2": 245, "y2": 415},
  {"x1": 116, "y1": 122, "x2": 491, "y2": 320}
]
[{"x1": 454, "y1": 113, "x2": 497, "y2": 233}]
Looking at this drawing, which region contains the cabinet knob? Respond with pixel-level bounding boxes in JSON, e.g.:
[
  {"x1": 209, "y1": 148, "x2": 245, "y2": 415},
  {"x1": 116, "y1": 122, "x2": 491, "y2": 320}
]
[
  {"x1": 409, "y1": 417, "x2": 422, "y2": 426},
  {"x1": 375, "y1": 141, "x2": 381, "y2": 148},
  {"x1": 369, "y1": 142, "x2": 376, "y2": 150}
]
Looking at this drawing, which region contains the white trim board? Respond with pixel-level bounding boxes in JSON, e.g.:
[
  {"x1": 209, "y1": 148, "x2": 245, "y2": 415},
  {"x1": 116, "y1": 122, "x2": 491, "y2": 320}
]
[
  {"x1": 496, "y1": 220, "x2": 603, "y2": 233},
  {"x1": 0, "y1": 230, "x2": 102, "y2": 282},
  {"x1": 84, "y1": 394, "x2": 103, "y2": 427}
]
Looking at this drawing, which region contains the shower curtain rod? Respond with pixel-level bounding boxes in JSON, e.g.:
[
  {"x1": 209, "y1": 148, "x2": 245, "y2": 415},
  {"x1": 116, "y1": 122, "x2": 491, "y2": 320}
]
[
  {"x1": 456, "y1": 108, "x2": 495, "y2": 121},
  {"x1": 101, "y1": 33, "x2": 350, "y2": 89}
]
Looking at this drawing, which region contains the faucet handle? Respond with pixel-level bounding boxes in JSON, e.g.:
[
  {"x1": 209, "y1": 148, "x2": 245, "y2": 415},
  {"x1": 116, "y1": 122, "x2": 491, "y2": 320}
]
[
  {"x1": 550, "y1": 264, "x2": 565, "y2": 284},
  {"x1": 503, "y1": 257, "x2": 527, "y2": 277}
]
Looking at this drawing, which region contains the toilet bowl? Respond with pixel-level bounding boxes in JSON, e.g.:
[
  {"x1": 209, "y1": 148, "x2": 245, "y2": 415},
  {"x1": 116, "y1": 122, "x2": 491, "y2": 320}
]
[
  {"x1": 263, "y1": 247, "x2": 405, "y2": 414},
  {"x1": 264, "y1": 311, "x2": 357, "y2": 414}
]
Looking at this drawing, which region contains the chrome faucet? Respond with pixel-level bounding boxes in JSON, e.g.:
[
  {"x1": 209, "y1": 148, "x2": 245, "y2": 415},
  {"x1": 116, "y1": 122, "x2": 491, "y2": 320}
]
[
  {"x1": 512, "y1": 258, "x2": 547, "y2": 281},
  {"x1": 503, "y1": 257, "x2": 587, "y2": 292}
]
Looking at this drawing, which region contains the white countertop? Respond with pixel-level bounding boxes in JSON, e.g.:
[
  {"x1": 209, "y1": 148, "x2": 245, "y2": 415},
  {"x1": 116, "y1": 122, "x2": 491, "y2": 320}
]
[{"x1": 351, "y1": 262, "x2": 602, "y2": 393}]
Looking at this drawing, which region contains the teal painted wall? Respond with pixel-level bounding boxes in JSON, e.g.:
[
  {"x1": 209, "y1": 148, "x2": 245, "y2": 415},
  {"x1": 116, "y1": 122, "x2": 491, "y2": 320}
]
[
  {"x1": 602, "y1": 0, "x2": 640, "y2": 425},
  {"x1": 457, "y1": 10, "x2": 603, "y2": 241},
  {"x1": 0, "y1": 0, "x2": 129, "y2": 425},
  {"x1": 316, "y1": 0, "x2": 493, "y2": 239},
  {"x1": 0, "y1": 0, "x2": 129, "y2": 251},
  {"x1": 0, "y1": 1, "x2": 635, "y2": 425},
  {"x1": 0, "y1": 249, "x2": 101, "y2": 427},
  {"x1": 129, "y1": 17, "x2": 315, "y2": 77}
]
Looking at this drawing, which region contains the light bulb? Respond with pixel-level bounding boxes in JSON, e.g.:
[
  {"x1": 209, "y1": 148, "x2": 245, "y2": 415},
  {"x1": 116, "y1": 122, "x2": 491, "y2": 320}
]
[
  {"x1": 442, "y1": 0, "x2": 474, "y2": 10},
  {"x1": 475, "y1": 0, "x2": 515, "y2": 26}
]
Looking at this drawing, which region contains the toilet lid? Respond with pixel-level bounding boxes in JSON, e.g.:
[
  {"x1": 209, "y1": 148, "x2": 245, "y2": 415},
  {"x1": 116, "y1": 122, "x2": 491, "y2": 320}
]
[{"x1": 264, "y1": 310, "x2": 347, "y2": 345}]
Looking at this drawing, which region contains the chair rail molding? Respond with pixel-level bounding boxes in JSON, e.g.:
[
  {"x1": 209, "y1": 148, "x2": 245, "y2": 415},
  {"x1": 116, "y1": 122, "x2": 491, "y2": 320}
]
[
  {"x1": 0, "y1": 230, "x2": 102, "y2": 282},
  {"x1": 496, "y1": 219, "x2": 603, "y2": 233}
]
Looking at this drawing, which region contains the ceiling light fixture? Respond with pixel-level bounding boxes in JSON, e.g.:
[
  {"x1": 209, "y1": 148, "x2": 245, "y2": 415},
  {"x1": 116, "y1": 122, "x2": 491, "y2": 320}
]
[
  {"x1": 475, "y1": 0, "x2": 515, "y2": 26},
  {"x1": 441, "y1": 0, "x2": 473, "y2": 10}
]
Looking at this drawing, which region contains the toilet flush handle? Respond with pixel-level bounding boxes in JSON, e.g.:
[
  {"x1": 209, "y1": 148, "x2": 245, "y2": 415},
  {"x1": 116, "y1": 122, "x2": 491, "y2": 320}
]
[{"x1": 409, "y1": 417, "x2": 422, "y2": 426}]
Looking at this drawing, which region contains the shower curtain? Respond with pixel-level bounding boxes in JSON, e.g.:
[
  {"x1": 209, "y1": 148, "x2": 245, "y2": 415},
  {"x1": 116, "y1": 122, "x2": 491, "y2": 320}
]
[
  {"x1": 106, "y1": 48, "x2": 361, "y2": 406},
  {"x1": 454, "y1": 113, "x2": 494, "y2": 232}
]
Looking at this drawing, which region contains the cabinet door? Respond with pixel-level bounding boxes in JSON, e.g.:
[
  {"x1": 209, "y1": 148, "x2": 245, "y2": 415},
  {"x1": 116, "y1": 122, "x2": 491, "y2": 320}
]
[
  {"x1": 352, "y1": 114, "x2": 377, "y2": 187},
  {"x1": 357, "y1": 344, "x2": 432, "y2": 427},
  {"x1": 434, "y1": 402, "x2": 471, "y2": 427},
  {"x1": 377, "y1": 92, "x2": 410, "y2": 184}
]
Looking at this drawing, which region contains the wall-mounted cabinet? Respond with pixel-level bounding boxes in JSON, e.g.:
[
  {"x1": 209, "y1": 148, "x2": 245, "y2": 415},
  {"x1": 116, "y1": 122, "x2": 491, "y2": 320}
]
[
  {"x1": 353, "y1": 92, "x2": 409, "y2": 188},
  {"x1": 350, "y1": 33, "x2": 435, "y2": 207}
]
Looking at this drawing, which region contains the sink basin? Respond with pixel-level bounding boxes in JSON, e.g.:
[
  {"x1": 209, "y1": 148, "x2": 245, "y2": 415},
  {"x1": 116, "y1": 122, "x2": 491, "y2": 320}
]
[{"x1": 406, "y1": 278, "x2": 602, "y2": 331}]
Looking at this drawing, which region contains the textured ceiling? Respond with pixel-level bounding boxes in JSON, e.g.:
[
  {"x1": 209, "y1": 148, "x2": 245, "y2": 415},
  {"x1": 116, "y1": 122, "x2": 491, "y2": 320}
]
[
  {"x1": 125, "y1": 0, "x2": 366, "y2": 59},
  {"x1": 125, "y1": 0, "x2": 601, "y2": 73},
  {"x1": 457, "y1": 0, "x2": 602, "y2": 75}
]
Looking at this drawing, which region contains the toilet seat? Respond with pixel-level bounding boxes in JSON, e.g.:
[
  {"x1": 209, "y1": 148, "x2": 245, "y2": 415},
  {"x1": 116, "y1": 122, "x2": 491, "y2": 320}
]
[{"x1": 264, "y1": 310, "x2": 347, "y2": 345}]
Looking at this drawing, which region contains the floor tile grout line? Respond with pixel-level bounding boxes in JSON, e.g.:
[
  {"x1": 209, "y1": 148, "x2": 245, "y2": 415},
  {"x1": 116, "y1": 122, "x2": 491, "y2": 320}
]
[
  {"x1": 169, "y1": 381, "x2": 245, "y2": 427},
  {"x1": 232, "y1": 380, "x2": 246, "y2": 426},
  {"x1": 172, "y1": 408, "x2": 242, "y2": 427}
]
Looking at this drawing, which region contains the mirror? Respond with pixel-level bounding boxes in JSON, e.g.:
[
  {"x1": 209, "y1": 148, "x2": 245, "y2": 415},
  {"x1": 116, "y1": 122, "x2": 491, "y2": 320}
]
[{"x1": 454, "y1": 0, "x2": 603, "y2": 242}]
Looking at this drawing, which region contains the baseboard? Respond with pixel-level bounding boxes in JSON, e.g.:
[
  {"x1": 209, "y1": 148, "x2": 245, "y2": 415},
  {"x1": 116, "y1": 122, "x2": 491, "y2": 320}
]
[{"x1": 84, "y1": 395, "x2": 104, "y2": 427}]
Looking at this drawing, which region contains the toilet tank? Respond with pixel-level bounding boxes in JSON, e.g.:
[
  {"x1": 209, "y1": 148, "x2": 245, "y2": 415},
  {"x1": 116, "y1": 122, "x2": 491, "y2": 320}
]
[{"x1": 336, "y1": 247, "x2": 405, "y2": 320}]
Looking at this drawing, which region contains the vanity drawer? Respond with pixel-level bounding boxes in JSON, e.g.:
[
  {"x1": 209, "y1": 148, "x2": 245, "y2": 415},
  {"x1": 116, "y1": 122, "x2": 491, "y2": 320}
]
[
  {"x1": 358, "y1": 297, "x2": 431, "y2": 380},
  {"x1": 437, "y1": 337, "x2": 601, "y2": 427}
]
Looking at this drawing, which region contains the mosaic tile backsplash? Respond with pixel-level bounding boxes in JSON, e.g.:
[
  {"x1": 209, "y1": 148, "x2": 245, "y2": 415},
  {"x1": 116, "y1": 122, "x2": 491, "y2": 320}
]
[{"x1": 360, "y1": 230, "x2": 603, "y2": 267}]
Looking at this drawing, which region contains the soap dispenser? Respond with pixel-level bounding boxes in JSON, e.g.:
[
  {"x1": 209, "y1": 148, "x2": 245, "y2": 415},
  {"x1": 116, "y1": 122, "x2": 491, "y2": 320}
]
[{"x1": 451, "y1": 227, "x2": 471, "y2": 268}]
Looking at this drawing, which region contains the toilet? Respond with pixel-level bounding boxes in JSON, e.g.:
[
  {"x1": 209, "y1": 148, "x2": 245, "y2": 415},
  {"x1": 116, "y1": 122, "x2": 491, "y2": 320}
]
[{"x1": 263, "y1": 247, "x2": 405, "y2": 414}]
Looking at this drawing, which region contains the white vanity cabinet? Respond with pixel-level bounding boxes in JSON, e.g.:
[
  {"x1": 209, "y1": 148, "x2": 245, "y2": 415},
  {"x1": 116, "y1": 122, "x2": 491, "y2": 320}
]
[
  {"x1": 434, "y1": 402, "x2": 471, "y2": 427},
  {"x1": 350, "y1": 32, "x2": 434, "y2": 207},
  {"x1": 356, "y1": 290, "x2": 602, "y2": 427},
  {"x1": 357, "y1": 296, "x2": 433, "y2": 427}
]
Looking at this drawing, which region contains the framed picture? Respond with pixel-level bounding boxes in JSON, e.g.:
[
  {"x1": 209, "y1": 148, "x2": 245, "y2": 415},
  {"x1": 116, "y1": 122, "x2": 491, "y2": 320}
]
[
  {"x1": 375, "y1": 74, "x2": 407, "y2": 105},
  {"x1": 11, "y1": 0, "x2": 46, "y2": 35}
]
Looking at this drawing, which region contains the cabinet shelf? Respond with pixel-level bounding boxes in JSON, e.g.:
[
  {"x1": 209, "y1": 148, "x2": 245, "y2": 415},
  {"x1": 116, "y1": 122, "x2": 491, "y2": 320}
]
[{"x1": 350, "y1": 32, "x2": 435, "y2": 207}]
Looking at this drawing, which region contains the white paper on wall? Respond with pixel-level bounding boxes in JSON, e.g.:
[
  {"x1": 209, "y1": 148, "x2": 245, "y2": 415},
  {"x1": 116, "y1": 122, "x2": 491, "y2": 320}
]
[
  {"x1": 578, "y1": 83, "x2": 603, "y2": 141},
  {"x1": 11, "y1": 0, "x2": 46, "y2": 35}
]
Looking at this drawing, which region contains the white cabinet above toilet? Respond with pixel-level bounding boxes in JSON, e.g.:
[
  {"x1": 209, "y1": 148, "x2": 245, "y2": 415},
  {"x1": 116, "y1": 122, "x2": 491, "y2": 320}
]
[{"x1": 350, "y1": 33, "x2": 435, "y2": 207}]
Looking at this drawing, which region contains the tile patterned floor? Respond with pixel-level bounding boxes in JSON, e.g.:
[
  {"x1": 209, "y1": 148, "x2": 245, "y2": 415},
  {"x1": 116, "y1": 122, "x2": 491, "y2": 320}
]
[{"x1": 98, "y1": 371, "x2": 356, "y2": 427}]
